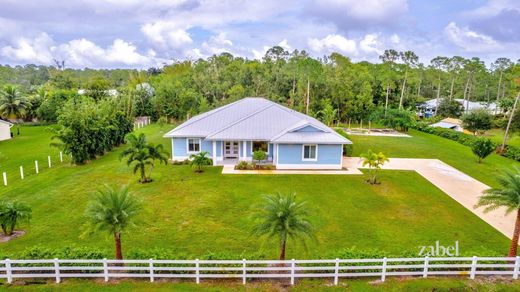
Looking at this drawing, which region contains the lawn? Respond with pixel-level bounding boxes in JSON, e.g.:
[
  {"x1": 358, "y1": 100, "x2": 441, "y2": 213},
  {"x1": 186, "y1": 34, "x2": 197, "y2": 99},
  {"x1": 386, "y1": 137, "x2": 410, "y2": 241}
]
[
  {"x1": 0, "y1": 124, "x2": 511, "y2": 260},
  {"x1": 350, "y1": 129, "x2": 520, "y2": 187},
  {"x1": 484, "y1": 128, "x2": 520, "y2": 148}
]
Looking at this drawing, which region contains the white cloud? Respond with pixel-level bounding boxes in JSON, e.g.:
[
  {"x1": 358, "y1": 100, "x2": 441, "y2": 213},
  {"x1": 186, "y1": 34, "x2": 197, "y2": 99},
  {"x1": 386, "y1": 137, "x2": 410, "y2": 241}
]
[
  {"x1": 444, "y1": 22, "x2": 501, "y2": 53},
  {"x1": 359, "y1": 33, "x2": 382, "y2": 54},
  {"x1": 141, "y1": 22, "x2": 192, "y2": 49},
  {"x1": 1, "y1": 33, "x2": 54, "y2": 64},
  {"x1": 390, "y1": 34, "x2": 400, "y2": 44},
  {"x1": 308, "y1": 34, "x2": 357, "y2": 55}
]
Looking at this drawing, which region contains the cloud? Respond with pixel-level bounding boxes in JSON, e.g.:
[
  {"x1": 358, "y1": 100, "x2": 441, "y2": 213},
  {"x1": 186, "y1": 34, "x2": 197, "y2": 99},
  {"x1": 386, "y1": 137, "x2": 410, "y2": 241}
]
[
  {"x1": 1, "y1": 33, "x2": 54, "y2": 64},
  {"x1": 141, "y1": 22, "x2": 193, "y2": 49},
  {"x1": 444, "y1": 22, "x2": 501, "y2": 53},
  {"x1": 308, "y1": 34, "x2": 357, "y2": 55},
  {"x1": 359, "y1": 33, "x2": 382, "y2": 54},
  {"x1": 306, "y1": 0, "x2": 409, "y2": 31}
]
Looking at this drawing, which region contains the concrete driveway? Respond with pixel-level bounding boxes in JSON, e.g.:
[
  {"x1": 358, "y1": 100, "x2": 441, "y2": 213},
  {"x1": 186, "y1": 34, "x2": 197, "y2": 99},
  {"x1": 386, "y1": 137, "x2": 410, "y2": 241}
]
[{"x1": 343, "y1": 157, "x2": 516, "y2": 239}]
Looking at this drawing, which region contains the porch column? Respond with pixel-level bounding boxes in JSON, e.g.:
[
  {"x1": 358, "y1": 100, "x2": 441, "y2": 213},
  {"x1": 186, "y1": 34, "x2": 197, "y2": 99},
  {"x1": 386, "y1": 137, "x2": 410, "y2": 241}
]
[
  {"x1": 212, "y1": 141, "x2": 217, "y2": 166},
  {"x1": 171, "y1": 138, "x2": 175, "y2": 161},
  {"x1": 242, "y1": 141, "x2": 247, "y2": 160}
]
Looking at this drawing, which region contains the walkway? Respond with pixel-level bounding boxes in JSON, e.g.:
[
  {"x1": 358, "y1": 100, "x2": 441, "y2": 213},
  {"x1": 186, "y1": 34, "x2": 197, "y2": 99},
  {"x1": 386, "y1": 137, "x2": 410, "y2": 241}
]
[{"x1": 343, "y1": 157, "x2": 515, "y2": 239}]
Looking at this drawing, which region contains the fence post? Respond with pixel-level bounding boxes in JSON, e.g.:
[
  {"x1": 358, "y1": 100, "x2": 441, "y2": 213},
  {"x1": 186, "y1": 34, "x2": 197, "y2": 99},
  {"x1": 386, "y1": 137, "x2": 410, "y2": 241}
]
[
  {"x1": 5, "y1": 259, "x2": 12, "y2": 284},
  {"x1": 2, "y1": 172, "x2": 6, "y2": 186},
  {"x1": 470, "y1": 256, "x2": 477, "y2": 279},
  {"x1": 48, "y1": 156, "x2": 52, "y2": 168},
  {"x1": 422, "y1": 256, "x2": 429, "y2": 278},
  {"x1": 514, "y1": 256, "x2": 520, "y2": 280},
  {"x1": 242, "y1": 259, "x2": 247, "y2": 285},
  {"x1": 103, "y1": 258, "x2": 109, "y2": 282},
  {"x1": 20, "y1": 166, "x2": 24, "y2": 180},
  {"x1": 60, "y1": 151, "x2": 63, "y2": 162},
  {"x1": 54, "y1": 258, "x2": 61, "y2": 283},
  {"x1": 381, "y1": 257, "x2": 387, "y2": 282},
  {"x1": 195, "y1": 259, "x2": 200, "y2": 284},
  {"x1": 290, "y1": 259, "x2": 295, "y2": 285},
  {"x1": 334, "y1": 258, "x2": 339, "y2": 285},
  {"x1": 149, "y1": 258, "x2": 154, "y2": 282},
  {"x1": 35, "y1": 160, "x2": 39, "y2": 174}
]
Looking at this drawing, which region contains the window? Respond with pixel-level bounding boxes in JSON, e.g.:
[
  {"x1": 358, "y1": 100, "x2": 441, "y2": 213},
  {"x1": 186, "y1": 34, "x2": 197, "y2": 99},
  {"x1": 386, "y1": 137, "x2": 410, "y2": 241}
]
[
  {"x1": 187, "y1": 138, "x2": 200, "y2": 153},
  {"x1": 252, "y1": 141, "x2": 269, "y2": 154},
  {"x1": 302, "y1": 144, "x2": 317, "y2": 161}
]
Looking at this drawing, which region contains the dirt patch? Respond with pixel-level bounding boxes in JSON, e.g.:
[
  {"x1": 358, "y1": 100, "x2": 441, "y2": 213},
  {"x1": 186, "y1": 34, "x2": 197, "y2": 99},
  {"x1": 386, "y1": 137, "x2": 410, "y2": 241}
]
[{"x1": 0, "y1": 230, "x2": 25, "y2": 243}]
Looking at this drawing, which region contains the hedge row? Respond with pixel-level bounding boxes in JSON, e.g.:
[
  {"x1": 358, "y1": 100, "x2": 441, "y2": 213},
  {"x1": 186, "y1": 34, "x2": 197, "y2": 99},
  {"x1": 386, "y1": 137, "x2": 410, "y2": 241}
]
[
  {"x1": 0, "y1": 245, "x2": 503, "y2": 260},
  {"x1": 414, "y1": 122, "x2": 520, "y2": 162}
]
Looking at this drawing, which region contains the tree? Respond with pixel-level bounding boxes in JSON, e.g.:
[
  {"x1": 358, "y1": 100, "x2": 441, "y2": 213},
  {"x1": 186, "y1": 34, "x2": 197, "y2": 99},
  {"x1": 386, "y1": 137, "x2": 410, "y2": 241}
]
[
  {"x1": 475, "y1": 167, "x2": 520, "y2": 256},
  {"x1": 0, "y1": 85, "x2": 29, "y2": 135},
  {"x1": 189, "y1": 151, "x2": 212, "y2": 173},
  {"x1": 0, "y1": 201, "x2": 32, "y2": 236},
  {"x1": 83, "y1": 185, "x2": 142, "y2": 260},
  {"x1": 492, "y1": 58, "x2": 513, "y2": 102},
  {"x1": 398, "y1": 51, "x2": 419, "y2": 109},
  {"x1": 430, "y1": 56, "x2": 449, "y2": 114},
  {"x1": 147, "y1": 143, "x2": 170, "y2": 179},
  {"x1": 436, "y1": 98, "x2": 464, "y2": 118},
  {"x1": 251, "y1": 193, "x2": 315, "y2": 260},
  {"x1": 471, "y1": 138, "x2": 495, "y2": 163},
  {"x1": 120, "y1": 133, "x2": 153, "y2": 182},
  {"x1": 462, "y1": 109, "x2": 493, "y2": 135},
  {"x1": 360, "y1": 150, "x2": 389, "y2": 184},
  {"x1": 318, "y1": 99, "x2": 337, "y2": 126}
]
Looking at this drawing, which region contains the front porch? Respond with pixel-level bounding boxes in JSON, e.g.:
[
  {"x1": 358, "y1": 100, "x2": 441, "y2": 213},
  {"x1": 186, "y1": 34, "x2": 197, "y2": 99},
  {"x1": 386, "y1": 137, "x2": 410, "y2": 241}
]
[{"x1": 211, "y1": 140, "x2": 273, "y2": 166}]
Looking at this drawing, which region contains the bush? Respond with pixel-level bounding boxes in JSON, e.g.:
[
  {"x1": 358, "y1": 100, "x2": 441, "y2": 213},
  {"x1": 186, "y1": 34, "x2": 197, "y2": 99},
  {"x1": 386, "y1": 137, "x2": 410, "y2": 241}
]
[
  {"x1": 437, "y1": 98, "x2": 464, "y2": 118},
  {"x1": 370, "y1": 108, "x2": 416, "y2": 132},
  {"x1": 471, "y1": 138, "x2": 496, "y2": 163},
  {"x1": 172, "y1": 159, "x2": 190, "y2": 165},
  {"x1": 235, "y1": 161, "x2": 255, "y2": 170},
  {"x1": 462, "y1": 109, "x2": 493, "y2": 135},
  {"x1": 252, "y1": 150, "x2": 266, "y2": 161},
  {"x1": 334, "y1": 128, "x2": 354, "y2": 156}
]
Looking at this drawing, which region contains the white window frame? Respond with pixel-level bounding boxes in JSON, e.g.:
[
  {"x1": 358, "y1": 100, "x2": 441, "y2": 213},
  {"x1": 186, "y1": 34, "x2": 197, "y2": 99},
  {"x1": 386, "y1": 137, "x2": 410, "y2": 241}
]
[
  {"x1": 251, "y1": 141, "x2": 270, "y2": 155},
  {"x1": 186, "y1": 138, "x2": 201, "y2": 154},
  {"x1": 302, "y1": 144, "x2": 318, "y2": 161}
]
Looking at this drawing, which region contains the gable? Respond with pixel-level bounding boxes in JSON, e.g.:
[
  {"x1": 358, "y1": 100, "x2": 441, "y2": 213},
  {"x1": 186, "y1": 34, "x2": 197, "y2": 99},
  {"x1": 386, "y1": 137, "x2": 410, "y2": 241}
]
[{"x1": 292, "y1": 125, "x2": 324, "y2": 133}]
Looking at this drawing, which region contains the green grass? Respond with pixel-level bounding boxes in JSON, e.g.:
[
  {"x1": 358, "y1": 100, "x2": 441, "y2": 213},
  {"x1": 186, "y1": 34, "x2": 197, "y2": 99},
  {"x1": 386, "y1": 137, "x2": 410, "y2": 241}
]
[
  {"x1": 484, "y1": 128, "x2": 520, "y2": 148},
  {"x1": 0, "y1": 125, "x2": 511, "y2": 259},
  {"x1": 350, "y1": 129, "x2": 520, "y2": 187},
  {"x1": 3, "y1": 277, "x2": 520, "y2": 291}
]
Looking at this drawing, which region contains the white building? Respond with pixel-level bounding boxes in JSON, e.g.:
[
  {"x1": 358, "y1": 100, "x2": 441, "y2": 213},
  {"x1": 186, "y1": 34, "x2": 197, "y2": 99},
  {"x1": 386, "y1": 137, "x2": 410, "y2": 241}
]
[
  {"x1": 418, "y1": 98, "x2": 498, "y2": 117},
  {"x1": 430, "y1": 118, "x2": 464, "y2": 132},
  {"x1": 0, "y1": 119, "x2": 13, "y2": 141}
]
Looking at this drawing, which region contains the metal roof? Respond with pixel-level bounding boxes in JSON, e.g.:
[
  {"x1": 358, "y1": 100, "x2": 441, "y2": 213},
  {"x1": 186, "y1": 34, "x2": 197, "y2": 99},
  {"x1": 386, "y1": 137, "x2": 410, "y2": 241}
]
[
  {"x1": 164, "y1": 97, "x2": 350, "y2": 144},
  {"x1": 0, "y1": 119, "x2": 13, "y2": 126}
]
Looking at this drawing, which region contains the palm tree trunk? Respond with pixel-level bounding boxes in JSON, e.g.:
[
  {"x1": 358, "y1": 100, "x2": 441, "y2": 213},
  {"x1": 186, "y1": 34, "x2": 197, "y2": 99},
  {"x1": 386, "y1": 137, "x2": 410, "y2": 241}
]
[
  {"x1": 115, "y1": 232, "x2": 123, "y2": 260},
  {"x1": 509, "y1": 210, "x2": 520, "y2": 257},
  {"x1": 449, "y1": 76, "x2": 455, "y2": 100},
  {"x1": 496, "y1": 70, "x2": 503, "y2": 102},
  {"x1": 399, "y1": 71, "x2": 408, "y2": 109},
  {"x1": 279, "y1": 240, "x2": 286, "y2": 261},
  {"x1": 140, "y1": 164, "x2": 147, "y2": 182},
  {"x1": 384, "y1": 84, "x2": 390, "y2": 116}
]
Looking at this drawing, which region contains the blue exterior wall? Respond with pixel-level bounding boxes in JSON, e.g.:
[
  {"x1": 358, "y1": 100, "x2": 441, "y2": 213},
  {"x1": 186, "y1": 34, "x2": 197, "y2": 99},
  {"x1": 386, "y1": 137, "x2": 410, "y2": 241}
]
[
  {"x1": 173, "y1": 138, "x2": 188, "y2": 157},
  {"x1": 277, "y1": 144, "x2": 342, "y2": 165},
  {"x1": 172, "y1": 138, "x2": 222, "y2": 158}
]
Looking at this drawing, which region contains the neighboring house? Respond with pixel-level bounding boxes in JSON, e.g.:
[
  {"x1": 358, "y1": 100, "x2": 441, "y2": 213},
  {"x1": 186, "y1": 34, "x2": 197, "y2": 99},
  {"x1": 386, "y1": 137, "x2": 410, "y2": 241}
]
[
  {"x1": 163, "y1": 97, "x2": 352, "y2": 170},
  {"x1": 430, "y1": 118, "x2": 464, "y2": 132},
  {"x1": 417, "y1": 98, "x2": 498, "y2": 118},
  {"x1": 0, "y1": 119, "x2": 13, "y2": 141}
]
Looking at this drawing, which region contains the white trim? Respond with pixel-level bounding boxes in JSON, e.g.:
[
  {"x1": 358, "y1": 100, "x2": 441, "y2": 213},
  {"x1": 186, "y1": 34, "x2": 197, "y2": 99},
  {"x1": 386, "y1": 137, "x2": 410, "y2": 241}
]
[
  {"x1": 171, "y1": 138, "x2": 175, "y2": 161},
  {"x1": 186, "y1": 138, "x2": 201, "y2": 154},
  {"x1": 275, "y1": 143, "x2": 279, "y2": 166},
  {"x1": 212, "y1": 141, "x2": 217, "y2": 166},
  {"x1": 302, "y1": 144, "x2": 318, "y2": 161},
  {"x1": 276, "y1": 164, "x2": 342, "y2": 170}
]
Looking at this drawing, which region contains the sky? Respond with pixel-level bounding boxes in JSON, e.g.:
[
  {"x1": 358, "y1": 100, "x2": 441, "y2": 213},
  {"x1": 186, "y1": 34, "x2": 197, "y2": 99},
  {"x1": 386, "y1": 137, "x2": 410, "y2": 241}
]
[{"x1": 0, "y1": 0, "x2": 519, "y2": 69}]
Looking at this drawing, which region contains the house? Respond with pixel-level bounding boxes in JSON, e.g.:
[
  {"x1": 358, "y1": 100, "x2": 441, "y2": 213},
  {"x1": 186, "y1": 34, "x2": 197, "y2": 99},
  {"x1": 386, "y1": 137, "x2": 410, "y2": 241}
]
[
  {"x1": 0, "y1": 119, "x2": 13, "y2": 141},
  {"x1": 417, "y1": 98, "x2": 498, "y2": 118},
  {"x1": 430, "y1": 118, "x2": 464, "y2": 132},
  {"x1": 163, "y1": 97, "x2": 351, "y2": 170}
]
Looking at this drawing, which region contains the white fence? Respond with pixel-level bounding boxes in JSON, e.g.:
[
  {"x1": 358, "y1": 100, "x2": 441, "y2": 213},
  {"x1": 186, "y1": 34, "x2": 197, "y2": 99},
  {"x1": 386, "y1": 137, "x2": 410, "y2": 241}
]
[{"x1": 1, "y1": 256, "x2": 519, "y2": 284}]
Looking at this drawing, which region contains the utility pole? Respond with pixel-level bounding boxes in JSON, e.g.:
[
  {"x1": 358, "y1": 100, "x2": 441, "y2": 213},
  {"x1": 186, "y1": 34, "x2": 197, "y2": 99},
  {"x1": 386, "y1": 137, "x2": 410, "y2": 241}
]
[{"x1": 501, "y1": 91, "x2": 520, "y2": 152}]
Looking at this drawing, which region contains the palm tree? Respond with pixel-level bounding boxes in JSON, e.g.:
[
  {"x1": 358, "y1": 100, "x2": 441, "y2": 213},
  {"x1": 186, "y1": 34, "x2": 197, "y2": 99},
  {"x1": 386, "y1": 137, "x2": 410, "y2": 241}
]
[
  {"x1": 360, "y1": 150, "x2": 389, "y2": 184},
  {"x1": 120, "y1": 133, "x2": 153, "y2": 183},
  {"x1": 251, "y1": 193, "x2": 315, "y2": 260},
  {"x1": 84, "y1": 185, "x2": 141, "y2": 260},
  {"x1": 475, "y1": 167, "x2": 520, "y2": 257},
  {"x1": 0, "y1": 201, "x2": 32, "y2": 236},
  {"x1": 0, "y1": 85, "x2": 29, "y2": 135},
  {"x1": 189, "y1": 151, "x2": 212, "y2": 173},
  {"x1": 147, "y1": 143, "x2": 169, "y2": 178}
]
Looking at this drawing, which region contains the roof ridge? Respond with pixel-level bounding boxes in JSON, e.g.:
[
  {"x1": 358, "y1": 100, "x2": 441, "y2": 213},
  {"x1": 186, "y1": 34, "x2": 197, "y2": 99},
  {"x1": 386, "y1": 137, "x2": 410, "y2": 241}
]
[
  {"x1": 205, "y1": 103, "x2": 276, "y2": 139},
  {"x1": 269, "y1": 120, "x2": 309, "y2": 142},
  {"x1": 164, "y1": 98, "x2": 250, "y2": 136}
]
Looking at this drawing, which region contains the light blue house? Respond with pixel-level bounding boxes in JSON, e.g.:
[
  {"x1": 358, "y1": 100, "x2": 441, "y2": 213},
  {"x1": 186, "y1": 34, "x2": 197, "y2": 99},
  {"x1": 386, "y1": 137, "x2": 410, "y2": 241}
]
[{"x1": 163, "y1": 97, "x2": 351, "y2": 169}]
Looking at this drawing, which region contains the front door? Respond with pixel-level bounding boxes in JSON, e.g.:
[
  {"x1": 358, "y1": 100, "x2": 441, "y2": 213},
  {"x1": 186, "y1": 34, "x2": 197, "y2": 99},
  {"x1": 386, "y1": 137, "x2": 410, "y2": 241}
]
[{"x1": 224, "y1": 141, "x2": 240, "y2": 158}]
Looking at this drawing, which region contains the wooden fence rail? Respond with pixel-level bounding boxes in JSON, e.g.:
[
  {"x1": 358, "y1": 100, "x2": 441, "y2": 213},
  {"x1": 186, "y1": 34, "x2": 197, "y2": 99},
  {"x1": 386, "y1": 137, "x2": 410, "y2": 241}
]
[{"x1": 0, "y1": 256, "x2": 520, "y2": 284}]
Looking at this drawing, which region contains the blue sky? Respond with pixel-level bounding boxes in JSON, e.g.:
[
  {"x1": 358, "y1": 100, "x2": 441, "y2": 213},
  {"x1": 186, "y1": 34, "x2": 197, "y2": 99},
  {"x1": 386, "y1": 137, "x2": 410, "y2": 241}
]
[{"x1": 0, "y1": 0, "x2": 518, "y2": 68}]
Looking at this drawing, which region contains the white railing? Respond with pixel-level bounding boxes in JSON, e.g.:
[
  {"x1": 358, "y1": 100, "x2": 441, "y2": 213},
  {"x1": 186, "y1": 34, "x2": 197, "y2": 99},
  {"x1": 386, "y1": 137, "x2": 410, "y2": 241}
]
[{"x1": 0, "y1": 256, "x2": 519, "y2": 284}]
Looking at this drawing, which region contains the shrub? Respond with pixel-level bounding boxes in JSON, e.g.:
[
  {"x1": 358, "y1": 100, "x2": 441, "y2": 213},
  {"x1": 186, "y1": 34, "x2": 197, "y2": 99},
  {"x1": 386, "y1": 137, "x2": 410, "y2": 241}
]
[
  {"x1": 235, "y1": 161, "x2": 255, "y2": 170},
  {"x1": 437, "y1": 98, "x2": 464, "y2": 118},
  {"x1": 334, "y1": 128, "x2": 353, "y2": 156},
  {"x1": 471, "y1": 138, "x2": 496, "y2": 163},
  {"x1": 252, "y1": 150, "x2": 267, "y2": 161},
  {"x1": 462, "y1": 109, "x2": 493, "y2": 135},
  {"x1": 172, "y1": 159, "x2": 190, "y2": 165},
  {"x1": 370, "y1": 108, "x2": 416, "y2": 132}
]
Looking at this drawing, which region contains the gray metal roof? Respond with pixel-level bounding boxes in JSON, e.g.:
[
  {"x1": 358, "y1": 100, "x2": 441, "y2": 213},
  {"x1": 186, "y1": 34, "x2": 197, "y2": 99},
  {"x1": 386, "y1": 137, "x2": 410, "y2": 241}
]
[
  {"x1": 0, "y1": 119, "x2": 13, "y2": 126},
  {"x1": 164, "y1": 97, "x2": 351, "y2": 144}
]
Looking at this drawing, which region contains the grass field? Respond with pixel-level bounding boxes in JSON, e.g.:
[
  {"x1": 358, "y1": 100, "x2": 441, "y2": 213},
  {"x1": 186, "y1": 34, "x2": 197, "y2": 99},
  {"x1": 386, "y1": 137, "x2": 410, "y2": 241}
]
[
  {"x1": 3, "y1": 277, "x2": 520, "y2": 291},
  {"x1": 350, "y1": 129, "x2": 520, "y2": 187},
  {"x1": 484, "y1": 128, "x2": 520, "y2": 148},
  {"x1": 0, "y1": 124, "x2": 513, "y2": 260}
]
